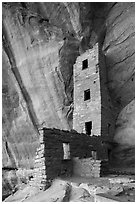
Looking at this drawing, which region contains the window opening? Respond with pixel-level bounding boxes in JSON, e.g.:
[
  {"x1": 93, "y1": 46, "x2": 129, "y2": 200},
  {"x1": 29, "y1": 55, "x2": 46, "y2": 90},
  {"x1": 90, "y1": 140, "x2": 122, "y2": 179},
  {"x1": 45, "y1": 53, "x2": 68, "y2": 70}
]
[
  {"x1": 91, "y1": 151, "x2": 97, "y2": 160},
  {"x1": 85, "y1": 121, "x2": 92, "y2": 135},
  {"x1": 63, "y1": 143, "x2": 70, "y2": 160},
  {"x1": 84, "y1": 89, "x2": 90, "y2": 101},
  {"x1": 108, "y1": 149, "x2": 111, "y2": 160},
  {"x1": 108, "y1": 123, "x2": 111, "y2": 135},
  {"x1": 82, "y1": 59, "x2": 88, "y2": 70}
]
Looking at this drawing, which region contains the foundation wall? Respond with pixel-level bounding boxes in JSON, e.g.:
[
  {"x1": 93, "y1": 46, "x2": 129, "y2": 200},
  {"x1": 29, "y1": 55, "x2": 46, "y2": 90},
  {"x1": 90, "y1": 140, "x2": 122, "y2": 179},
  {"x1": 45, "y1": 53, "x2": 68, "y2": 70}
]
[
  {"x1": 43, "y1": 128, "x2": 105, "y2": 180},
  {"x1": 73, "y1": 157, "x2": 101, "y2": 177},
  {"x1": 30, "y1": 128, "x2": 109, "y2": 189}
]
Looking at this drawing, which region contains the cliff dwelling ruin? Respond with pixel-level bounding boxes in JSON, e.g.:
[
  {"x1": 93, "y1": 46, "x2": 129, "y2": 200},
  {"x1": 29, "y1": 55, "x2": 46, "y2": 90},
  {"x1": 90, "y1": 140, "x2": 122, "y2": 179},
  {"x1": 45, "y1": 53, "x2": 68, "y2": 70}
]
[
  {"x1": 2, "y1": 2, "x2": 135, "y2": 202},
  {"x1": 28, "y1": 43, "x2": 115, "y2": 190}
]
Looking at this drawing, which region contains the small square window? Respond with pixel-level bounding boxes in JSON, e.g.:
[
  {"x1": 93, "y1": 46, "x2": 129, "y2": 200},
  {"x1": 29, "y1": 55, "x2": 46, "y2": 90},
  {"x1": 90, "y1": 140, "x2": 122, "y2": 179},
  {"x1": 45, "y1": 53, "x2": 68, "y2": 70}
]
[
  {"x1": 82, "y1": 59, "x2": 88, "y2": 70},
  {"x1": 84, "y1": 89, "x2": 90, "y2": 101},
  {"x1": 85, "y1": 121, "x2": 92, "y2": 135},
  {"x1": 91, "y1": 151, "x2": 97, "y2": 160}
]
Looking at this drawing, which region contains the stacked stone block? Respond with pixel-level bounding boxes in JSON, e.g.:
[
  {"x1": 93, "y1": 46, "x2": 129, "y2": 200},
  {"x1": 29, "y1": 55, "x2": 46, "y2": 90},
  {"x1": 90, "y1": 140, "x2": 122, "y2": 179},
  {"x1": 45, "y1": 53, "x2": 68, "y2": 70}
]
[
  {"x1": 30, "y1": 128, "x2": 109, "y2": 190},
  {"x1": 73, "y1": 44, "x2": 101, "y2": 135},
  {"x1": 100, "y1": 160, "x2": 109, "y2": 176},
  {"x1": 43, "y1": 128, "x2": 108, "y2": 181},
  {"x1": 73, "y1": 157, "x2": 101, "y2": 178},
  {"x1": 29, "y1": 128, "x2": 47, "y2": 190},
  {"x1": 73, "y1": 43, "x2": 115, "y2": 140}
]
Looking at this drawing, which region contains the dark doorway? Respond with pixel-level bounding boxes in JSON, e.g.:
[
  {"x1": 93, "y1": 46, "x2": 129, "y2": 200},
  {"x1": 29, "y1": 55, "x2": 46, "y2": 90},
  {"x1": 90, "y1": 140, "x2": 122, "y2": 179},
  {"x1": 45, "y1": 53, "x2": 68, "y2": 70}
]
[
  {"x1": 84, "y1": 89, "x2": 90, "y2": 101},
  {"x1": 85, "y1": 121, "x2": 92, "y2": 135},
  {"x1": 108, "y1": 149, "x2": 111, "y2": 161},
  {"x1": 82, "y1": 59, "x2": 88, "y2": 70}
]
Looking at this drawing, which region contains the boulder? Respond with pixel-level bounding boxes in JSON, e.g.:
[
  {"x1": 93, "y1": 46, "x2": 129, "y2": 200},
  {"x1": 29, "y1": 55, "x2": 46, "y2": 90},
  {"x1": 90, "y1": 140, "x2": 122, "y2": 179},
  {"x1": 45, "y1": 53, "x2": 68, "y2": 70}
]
[
  {"x1": 69, "y1": 185, "x2": 94, "y2": 202},
  {"x1": 23, "y1": 179, "x2": 71, "y2": 202}
]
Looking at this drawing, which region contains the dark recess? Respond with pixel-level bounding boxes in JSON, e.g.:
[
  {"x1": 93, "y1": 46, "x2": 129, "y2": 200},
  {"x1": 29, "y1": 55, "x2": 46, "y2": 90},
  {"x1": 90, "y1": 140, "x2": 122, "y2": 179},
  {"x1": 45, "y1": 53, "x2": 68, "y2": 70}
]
[
  {"x1": 82, "y1": 59, "x2": 88, "y2": 70},
  {"x1": 84, "y1": 89, "x2": 90, "y2": 101},
  {"x1": 85, "y1": 121, "x2": 92, "y2": 135}
]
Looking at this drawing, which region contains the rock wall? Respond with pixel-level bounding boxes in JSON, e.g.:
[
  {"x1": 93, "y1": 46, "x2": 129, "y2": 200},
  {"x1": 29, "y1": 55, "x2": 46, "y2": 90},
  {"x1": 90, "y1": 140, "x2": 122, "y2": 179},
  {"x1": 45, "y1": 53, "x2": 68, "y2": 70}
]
[
  {"x1": 2, "y1": 2, "x2": 135, "y2": 183},
  {"x1": 73, "y1": 158, "x2": 101, "y2": 178},
  {"x1": 2, "y1": 47, "x2": 39, "y2": 199},
  {"x1": 73, "y1": 47, "x2": 102, "y2": 135},
  {"x1": 102, "y1": 3, "x2": 135, "y2": 165},
  {"x1": 29, "y1": 129, "x2": 47, "y2": 190},
  {"x1": 73, "y1": 43, "x2": 115, "y2": 138},
  {"x1": 2, "y1": 48, "x2": 39, "y2": 169},
  {"x1": 103, "y1": 3, "x2": 135, "y2": 110},
  {"x1": 30, "y1": 128, "x2": 108, "y2": 189},
  {"x1": 43, "y1": 128, "x2": 108, "y2": 179},
  {"x1": 114, "y1": 100, "x2": 135, "y2": 146}
]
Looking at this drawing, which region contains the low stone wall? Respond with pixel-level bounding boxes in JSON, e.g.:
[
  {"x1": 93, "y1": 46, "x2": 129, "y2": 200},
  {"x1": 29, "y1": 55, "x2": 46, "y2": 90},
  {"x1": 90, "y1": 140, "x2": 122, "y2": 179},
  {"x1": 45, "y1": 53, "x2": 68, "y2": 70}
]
[
  {"x1": 29, "y1": 129, "x2": 49, "y2": 190},
  {"x1": 30, "y1": 128, "x2": 109, "y2": 190},
  {"x1": 73, "y1": 157, "x2": 101, "y2": 177}
]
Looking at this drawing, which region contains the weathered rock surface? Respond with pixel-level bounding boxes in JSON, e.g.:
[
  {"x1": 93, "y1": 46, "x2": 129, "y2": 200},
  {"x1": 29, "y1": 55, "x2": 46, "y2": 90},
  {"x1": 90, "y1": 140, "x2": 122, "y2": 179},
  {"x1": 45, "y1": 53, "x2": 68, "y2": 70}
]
[
  {"x1": 69, "y1": 186, "x2": 94, "y2": 202},
  {"x1": 102, "y1": 3, "x2": 135, "y2": 167},
  {"x1": 24, "y1": 179, "x2": 71, "y2": 202},
  {"x1": 2, "y1": 47, "x2": 39, "y2": 198},
  {"x1": 2, "y1": 50, "x2": 39, "y2": 169},
  {"x1": 4, "y1": 185, "x2": 41, "y2": 202},
  {"x1": 110, "y1": 99, "x2": 135, "y2": 167},
  {"x1": 102, "y1": 2, "x2": 135, "y2": 166},
  {"x1": 103, "y1": 3, "x2": 135, "y2": 110},
  {"x1": 110, "y1": 145, "x2": 135, "y2": 168},
  {"x1": 2, "y1": 168, "x2": 35, "y2": 201},
  {"x1": 114, "y1": 99, "x2": 135, "y2": 146},
  {"x1": 2, "y1": 2, "x2": 135, "y2": 195},
  {"x1": 4, "y1": 177, "x2": 135, "y2": 202}
]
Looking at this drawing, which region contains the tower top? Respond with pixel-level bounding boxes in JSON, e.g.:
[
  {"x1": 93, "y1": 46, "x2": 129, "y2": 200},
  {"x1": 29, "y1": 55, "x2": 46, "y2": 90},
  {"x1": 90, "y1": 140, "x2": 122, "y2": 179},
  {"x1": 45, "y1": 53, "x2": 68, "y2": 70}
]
[{"x1": 75, "y1": 43, "x2": 99, "y2": 66}]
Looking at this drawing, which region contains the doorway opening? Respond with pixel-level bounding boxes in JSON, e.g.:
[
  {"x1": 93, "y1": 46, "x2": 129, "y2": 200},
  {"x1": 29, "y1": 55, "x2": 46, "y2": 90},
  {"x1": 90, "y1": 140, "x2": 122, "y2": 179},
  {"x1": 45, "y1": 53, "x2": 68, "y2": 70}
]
[{"x1": 85, "y1": 121, "x2": 92, "y2": 135}]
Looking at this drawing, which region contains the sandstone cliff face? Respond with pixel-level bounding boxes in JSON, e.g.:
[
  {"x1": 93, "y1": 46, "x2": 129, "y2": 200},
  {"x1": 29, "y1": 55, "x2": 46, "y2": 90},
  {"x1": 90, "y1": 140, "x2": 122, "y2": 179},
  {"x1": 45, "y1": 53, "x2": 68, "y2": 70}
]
[
  {"x1": 2, "y1": 49, "x2": 39, "y2": 169},
  {"x1": 114, "y1": 99, "x2": 135, "y2": 146},
  {"x1": 103, "y1": 2, "x2": 135, "y2": 148},
  {"x1": 2, "y1": 2, "x2": 135, "y2": 171},
  {"x1": 103, "y1": 2, "x2": 135, "y2": 110}
]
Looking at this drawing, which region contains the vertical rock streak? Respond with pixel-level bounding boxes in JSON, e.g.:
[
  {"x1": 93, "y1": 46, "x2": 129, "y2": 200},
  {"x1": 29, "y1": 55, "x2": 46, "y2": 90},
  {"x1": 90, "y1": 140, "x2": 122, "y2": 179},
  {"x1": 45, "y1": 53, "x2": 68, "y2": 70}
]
[{"x1": 3, "y1": 24, "x2": 39, "y2": 134}]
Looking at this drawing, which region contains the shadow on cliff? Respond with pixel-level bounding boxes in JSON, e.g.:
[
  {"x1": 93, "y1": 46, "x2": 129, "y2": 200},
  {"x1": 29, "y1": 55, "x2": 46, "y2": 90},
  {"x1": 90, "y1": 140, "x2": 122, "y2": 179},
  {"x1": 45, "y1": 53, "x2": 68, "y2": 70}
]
[{"x1": 2, "y1": 23, "x2": 39, "y2": 134}]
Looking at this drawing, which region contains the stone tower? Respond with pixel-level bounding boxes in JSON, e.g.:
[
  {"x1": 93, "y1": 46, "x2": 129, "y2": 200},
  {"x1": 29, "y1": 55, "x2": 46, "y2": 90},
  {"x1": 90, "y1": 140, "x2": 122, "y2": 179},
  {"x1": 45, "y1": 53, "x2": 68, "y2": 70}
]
[{"x1": 73, "y1": 43, "x2": 115, "y2": 140}]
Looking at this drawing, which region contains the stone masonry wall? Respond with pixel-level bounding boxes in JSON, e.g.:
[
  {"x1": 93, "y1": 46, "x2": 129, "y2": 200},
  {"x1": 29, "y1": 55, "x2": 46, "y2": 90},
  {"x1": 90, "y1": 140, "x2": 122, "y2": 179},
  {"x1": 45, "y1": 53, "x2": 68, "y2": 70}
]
[
  {"x1": 73, "y1": 43, "x2": 115, "y2": 140},
  {"x1": 73, "y1": 157, "x2": 101, "y2": 177},
  {"x1": 99, "y1": 45, "x2": 115, "y2": 140},
  {"x1": 73, "y1": 45, "x2": 101, "y2": 135},
  {"x1": 30, "y1": 128, "x2": 109, "y2": 189},
  {"x1": 43, "y1": 128, "x2": 104, "y2": 181},
  {"x1": 29, "y1": 129, "x2": 49, "y2": 190}
]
